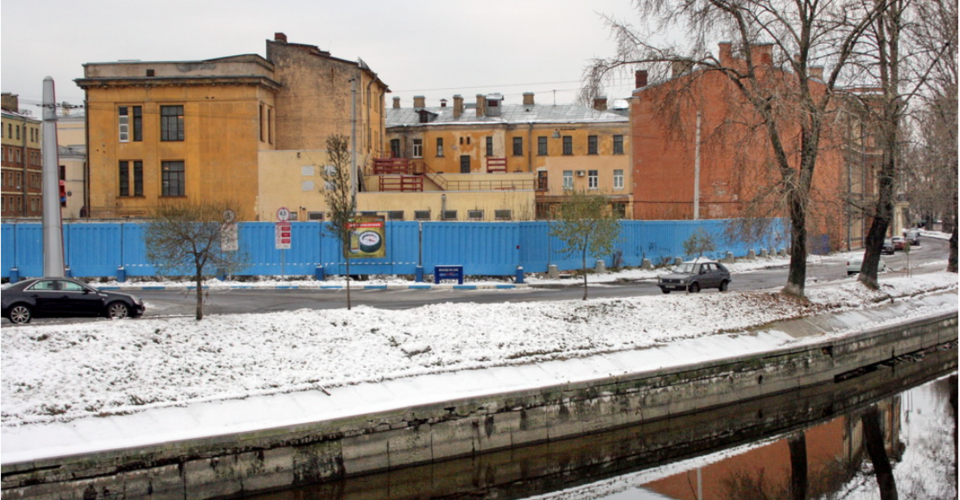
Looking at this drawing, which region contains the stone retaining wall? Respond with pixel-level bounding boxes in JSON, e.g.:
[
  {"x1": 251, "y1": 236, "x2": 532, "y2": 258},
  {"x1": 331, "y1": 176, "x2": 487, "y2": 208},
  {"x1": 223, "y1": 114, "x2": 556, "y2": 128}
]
[{"x1": 2, "y1": 312, "x2": 956, "y2": 500}]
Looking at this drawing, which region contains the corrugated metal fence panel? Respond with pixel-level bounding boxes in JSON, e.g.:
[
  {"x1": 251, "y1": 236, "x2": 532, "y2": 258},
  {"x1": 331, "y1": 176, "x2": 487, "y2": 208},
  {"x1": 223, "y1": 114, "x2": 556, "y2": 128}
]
[
  {"x1": 1, "y1": 224, "x2": 14, "y2": 278},
  {"x1": 0, "y1": 219, "x2": 788, "y2": 279},
  {"x1": 120, "y1": 224, "x2": 160, "y2": 277},
  {"x1": 239, "y1": 223, "x2": 321, "y2": 276},
  {"x1": 422, "y1": 222, "x2": 520, "y2": 275},
  {"x1": 63, "y1": 224, "x2": 123, "y2": 278},
  {"x1": 9, "y1": 224, "x2": 43, "y2": 278},
  {"x1": 317, "y1": 222, "x2": 420, "y2": 276}
]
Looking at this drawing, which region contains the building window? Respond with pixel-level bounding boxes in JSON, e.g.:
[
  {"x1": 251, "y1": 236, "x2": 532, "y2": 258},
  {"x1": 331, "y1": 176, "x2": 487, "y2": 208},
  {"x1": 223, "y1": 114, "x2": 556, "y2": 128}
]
[
  {"x1": 387, "y1": 210, "x2": 405, "y2": 220},
  {"x1": 613, "y1": 135, "x2": 624, "y2": 155},
  {"x1": 259, "y1": 104, "x2": 265, "y2": 142},
  {"x1": 133, "y1": 161, "x2": 143, "y2": 196},
  {"x1": 512, "y1": 137, "x2": 523, "y2": 156},
  {"x1": 562, "y1": 136, "x2": 573, "y2": 155},
  {"x1": 267, "y1": 107, "x2": 273, "y2": 144},
  {"x1": 588, "y1": 135, "x2": 598, "y2": 155},
  {"x1": 588, "y1": 170, "x2": 598, "y2": 189},
  {"x1": 563, "y1": 170, "x2": 573, "y2": 189},
  {"x1": 436, "y1": 138, "x2": 444, "y2": 157},
  {"x1": 614, "y1": 169, "x2": 624, "y2": 189},
  {"x1": 413, "y1": 139, "x2": 423, "y2": 158},
  {"x1": 414, "y1": 210, "x2": 431, "y2": 221},
  {"x1": 538, "y1": 136, "x2": 548, "y2": 156},
  {"x1": 494, "y1": 209, "x2": 512, "y2": 221},
  {"x1": 119, "y1": 161, "x2": 129, "y2": 196},
  {"x1": 161, "y1": 161, "x2": 185, "y2": 196},
  {"x1": 485, "y1": 137, "x2": 494, "y2": 157},
  {"x1": 120, "y1": 106, "x2": 143, "y2": 142},
  {"x1": 468, "y1": 209, "x2": 484, "y2": 221},
  {"x1": 160, "y1": 105, "x2": 185, "y2": 141},
  {"x1": 442, "y1": 210, "x2": 458, "y2": 221},
  {"x1": 612, "y1": 203, "x2": 626, "y2": 219}
]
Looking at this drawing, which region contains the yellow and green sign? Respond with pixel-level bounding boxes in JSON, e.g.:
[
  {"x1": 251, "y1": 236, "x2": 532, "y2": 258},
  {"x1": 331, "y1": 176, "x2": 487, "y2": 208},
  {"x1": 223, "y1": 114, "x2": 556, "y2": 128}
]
[{"x1": 347, "y1": 215, "x2": 385, "y2": 258}]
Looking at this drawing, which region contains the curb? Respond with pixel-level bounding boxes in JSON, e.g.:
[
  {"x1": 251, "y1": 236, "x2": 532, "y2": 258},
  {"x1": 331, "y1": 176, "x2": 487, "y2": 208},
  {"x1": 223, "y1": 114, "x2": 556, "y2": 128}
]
[{"x1": 98, "y1": 283, "x2": 531, "y2": 291}]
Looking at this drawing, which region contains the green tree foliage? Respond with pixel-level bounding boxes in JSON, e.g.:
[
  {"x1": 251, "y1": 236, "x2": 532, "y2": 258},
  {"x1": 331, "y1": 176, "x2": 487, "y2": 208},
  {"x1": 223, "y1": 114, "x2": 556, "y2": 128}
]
[
  {"x1": 549, "y1": 190, "x2": 621, "y2": 300},
  {"x1": 143, "y1": 201, "x2": 248, "y2": 320},
  {"x1": 683, "y1": 227, "x2": 717, "y2": 260},
  {"x1": 321, "y1": 134, "x2": 356, "y2": 310}
]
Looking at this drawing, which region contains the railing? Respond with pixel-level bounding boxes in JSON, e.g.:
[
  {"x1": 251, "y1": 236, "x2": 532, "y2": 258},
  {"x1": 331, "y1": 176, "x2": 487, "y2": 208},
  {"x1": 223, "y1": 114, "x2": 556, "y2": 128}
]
[
  {"x1": 372, "y1": 157, "x2": 411, "y2": 175},
  {"x1": 486, "y1": 157, "x2": 507, "y2": 173},
  {"x1": 379, "y1": 175, "x2": 424, "y2": 192},
  {"x1": 440, "y1": 179, "x2": 535, "y2": 191}
]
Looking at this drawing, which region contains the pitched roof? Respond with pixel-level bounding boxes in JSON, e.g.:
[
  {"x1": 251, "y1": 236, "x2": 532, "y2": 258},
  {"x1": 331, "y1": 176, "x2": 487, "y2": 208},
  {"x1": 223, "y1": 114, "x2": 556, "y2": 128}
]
[{"x1": 387, "y1": 102, "x2": 628, "y2": 128}]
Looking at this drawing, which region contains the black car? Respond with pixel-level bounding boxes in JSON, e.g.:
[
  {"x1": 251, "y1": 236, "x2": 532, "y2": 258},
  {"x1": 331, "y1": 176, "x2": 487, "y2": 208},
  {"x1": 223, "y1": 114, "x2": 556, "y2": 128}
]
[
  {"x1": 658, "y1": 259, "x2": 732, "y2": 293},
  {"x1": 2, "y1": 277, "x2": 145, "y2": 324}
]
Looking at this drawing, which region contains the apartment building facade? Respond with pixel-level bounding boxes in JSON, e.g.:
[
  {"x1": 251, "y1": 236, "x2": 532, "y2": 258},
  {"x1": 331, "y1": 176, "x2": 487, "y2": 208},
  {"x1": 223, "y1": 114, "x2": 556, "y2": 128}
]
[
  {"x1": 380, "y1": 93, "x2": 632, "y2": 221},
  {"x1": 1, "y1": 93, "x2": 43, "y2": 218}
]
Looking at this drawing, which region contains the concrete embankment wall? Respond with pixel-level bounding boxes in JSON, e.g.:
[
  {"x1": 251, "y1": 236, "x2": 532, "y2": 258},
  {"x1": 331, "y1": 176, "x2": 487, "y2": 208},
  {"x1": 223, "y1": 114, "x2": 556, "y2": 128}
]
[{"x1": 2, "y1": 311, "x2": 957, "y2": 500}]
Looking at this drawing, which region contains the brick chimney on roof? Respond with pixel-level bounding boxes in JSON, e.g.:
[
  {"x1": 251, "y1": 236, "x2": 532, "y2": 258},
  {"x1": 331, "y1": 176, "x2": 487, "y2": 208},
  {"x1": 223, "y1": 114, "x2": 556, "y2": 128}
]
[
  {"x1": 750, "y1": 44, "x2": 774, "y2": 65},
  {"x1": 476, "y1": 94, "x2": 486, "y2": 117},
  {"x1": 635, "y1": 70, "x2": 648, "y2": 88},
  {"x1": 593, "y1": 96, "x2": 608, "y2": 111},
  {"x1": 453, "y1": 95, "x2": 463, "y2": 118},
  {"x1": 440, "y1": 99, "x2": 448, "y2": 107},
  {"x1": 810, "y1": 66, "x2": 824, "y2": 80},
  {"x1": 718, "y1": 42, "x2": 733, "y2": 65},
  {"x1": 274, "y1": 32, "x2": 288, "y2": 43},
  {"x1": 413, "y1": 96, "x2": 426, "y2": 108},
  {"x1": 523, "y1": 92, "x2": 535, "y2": 106},
  {"x1": 393, "y1": 97, "x2": 401, "y2": 108}
]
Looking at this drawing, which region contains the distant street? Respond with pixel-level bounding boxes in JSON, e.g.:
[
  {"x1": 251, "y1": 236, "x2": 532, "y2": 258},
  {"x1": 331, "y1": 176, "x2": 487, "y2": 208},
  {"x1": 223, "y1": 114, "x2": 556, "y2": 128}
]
[
  {"x1": 5, "y1": 237, "x2": 950, "y2": 324},
  {"x1": 135, "y1": 237, "x2": 951, "y2": 317}
]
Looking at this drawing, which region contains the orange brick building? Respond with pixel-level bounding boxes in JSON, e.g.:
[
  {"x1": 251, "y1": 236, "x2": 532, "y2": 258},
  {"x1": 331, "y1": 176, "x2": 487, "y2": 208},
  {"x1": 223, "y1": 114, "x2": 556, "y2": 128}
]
[{"x1": 630, "y1": 43, "x2": 848, "y2": 252}]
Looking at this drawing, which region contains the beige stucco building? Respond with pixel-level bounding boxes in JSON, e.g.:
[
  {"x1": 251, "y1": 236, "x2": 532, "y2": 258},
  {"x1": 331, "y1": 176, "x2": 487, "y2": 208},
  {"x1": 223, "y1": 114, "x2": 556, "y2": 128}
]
[
  {"x1": 377, "y1": 93, "x2": 633, "y2": 221},
  {"x1": 76, "y1": 33, "x2": 388, "y2": 222}
]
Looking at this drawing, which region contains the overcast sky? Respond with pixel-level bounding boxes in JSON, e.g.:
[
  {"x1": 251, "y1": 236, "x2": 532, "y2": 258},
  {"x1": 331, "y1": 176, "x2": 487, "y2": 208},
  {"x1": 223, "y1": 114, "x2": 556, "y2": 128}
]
[{"x1": 1, "y1": 0, "x2": 646, "y2": 116}]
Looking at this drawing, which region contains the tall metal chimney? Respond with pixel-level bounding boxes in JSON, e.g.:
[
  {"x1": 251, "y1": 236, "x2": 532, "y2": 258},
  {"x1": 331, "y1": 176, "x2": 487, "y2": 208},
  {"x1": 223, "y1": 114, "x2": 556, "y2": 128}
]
[{"x1": 41, "y1": 77, "x2": 64, "y2": 277}]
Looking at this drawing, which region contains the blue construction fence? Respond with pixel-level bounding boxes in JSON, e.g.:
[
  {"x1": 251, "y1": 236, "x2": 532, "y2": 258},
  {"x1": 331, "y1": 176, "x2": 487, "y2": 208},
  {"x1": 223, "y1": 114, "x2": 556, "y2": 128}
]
[{"x1": 1, "y1": 219, "x2": 788, "y2": 279}]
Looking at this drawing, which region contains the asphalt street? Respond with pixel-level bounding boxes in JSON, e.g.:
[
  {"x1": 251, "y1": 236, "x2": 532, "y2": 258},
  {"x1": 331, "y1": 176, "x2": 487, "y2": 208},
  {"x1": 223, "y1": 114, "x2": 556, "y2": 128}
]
[{"x1": 4, "y1": 237, "x2": 950, "y2": 324}]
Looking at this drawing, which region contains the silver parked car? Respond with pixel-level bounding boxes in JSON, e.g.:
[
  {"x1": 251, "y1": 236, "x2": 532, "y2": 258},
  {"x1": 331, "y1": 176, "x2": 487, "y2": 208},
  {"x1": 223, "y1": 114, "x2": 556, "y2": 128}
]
[{"x1": 658, "y1": 259, "x2": 732, "y2": 293}]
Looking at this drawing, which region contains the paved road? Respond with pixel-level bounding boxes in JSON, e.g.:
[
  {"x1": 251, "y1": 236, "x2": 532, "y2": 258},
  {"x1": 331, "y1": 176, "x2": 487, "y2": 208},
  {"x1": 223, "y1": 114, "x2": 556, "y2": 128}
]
[
  {"x1": 138, "y1": 237, "x2": 951, "y2": 316},
  {"x1": 6, "y1": 237, "x2": 951, "y2": 324}
]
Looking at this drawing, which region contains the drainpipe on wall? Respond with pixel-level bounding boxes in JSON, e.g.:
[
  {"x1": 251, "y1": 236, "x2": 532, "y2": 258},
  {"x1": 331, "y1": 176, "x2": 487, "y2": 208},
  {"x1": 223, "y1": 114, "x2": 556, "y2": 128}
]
[
  {"x1": 527, "y1": 123, "x2": 533, "y2": 172},
  {"x1": 693, "y1": 110, "x2": 701, "y2": 220}
]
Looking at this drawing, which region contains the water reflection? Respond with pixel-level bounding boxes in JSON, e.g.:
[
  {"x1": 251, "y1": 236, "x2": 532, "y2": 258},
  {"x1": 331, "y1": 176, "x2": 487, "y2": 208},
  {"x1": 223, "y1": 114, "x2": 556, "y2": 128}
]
[{"x1": 250, "y1": 349, "x2": 957, "y2": 500}]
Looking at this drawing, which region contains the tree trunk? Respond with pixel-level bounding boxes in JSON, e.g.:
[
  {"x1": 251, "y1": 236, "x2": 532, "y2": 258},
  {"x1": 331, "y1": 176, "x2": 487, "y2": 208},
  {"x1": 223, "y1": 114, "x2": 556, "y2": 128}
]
[
  {"x1": 862, "y1": 406, "x2": 898, "y2": 500},
  {"x1": 345, "y1": 242, "x2": 352, "y2": 310},
  {"x1": 788, "y1": 432, "x2": 808, "y2": 500},
  {"x1": 949, "y1": 216, "x2": 958, "y2": 273},
  {"x1": 782, "y1": 190, "x2": 808, "y2": 298},
  {"x1": 195, "y1": 269, "x2": 203, "y2": 321},
  {"x1": 581, "y1": 248, "x2": 588, "y2": 300}
]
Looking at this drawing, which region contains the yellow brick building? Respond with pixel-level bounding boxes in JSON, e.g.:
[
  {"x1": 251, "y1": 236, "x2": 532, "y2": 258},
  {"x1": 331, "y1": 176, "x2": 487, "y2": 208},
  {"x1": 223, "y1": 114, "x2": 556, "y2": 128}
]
[
  {"x1": 380, "y1": 93, "x2": 633, "y2": 220},
  {"x1": 76, "y1": 33, "x2": 388, "y2": 222}
]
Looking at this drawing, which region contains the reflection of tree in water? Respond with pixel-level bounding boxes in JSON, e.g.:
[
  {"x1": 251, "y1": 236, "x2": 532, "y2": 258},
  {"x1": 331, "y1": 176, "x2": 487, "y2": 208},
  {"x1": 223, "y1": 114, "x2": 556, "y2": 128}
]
[{"x1": 720, "y1": 453, "x2": 860, "y2": 500}]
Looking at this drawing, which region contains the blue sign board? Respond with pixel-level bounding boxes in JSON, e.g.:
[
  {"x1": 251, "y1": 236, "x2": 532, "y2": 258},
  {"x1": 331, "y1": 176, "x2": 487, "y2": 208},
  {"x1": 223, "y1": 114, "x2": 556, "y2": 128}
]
[{"x1": 434, "y1": 265, "x2": 464, "y2": 284}]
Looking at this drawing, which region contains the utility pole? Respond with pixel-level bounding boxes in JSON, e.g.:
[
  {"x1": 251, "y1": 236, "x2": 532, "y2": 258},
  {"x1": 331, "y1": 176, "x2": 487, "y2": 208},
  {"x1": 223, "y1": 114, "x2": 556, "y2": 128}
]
[
  {"x1": 693, "y1": 110, "x2": 701, "y2": 220},
  {"x1": 350, "y1": 74, "x2": 358, "y2": 208},
  {"x1": 41, "y1": 77, "x2": 65, "y2": 277}
]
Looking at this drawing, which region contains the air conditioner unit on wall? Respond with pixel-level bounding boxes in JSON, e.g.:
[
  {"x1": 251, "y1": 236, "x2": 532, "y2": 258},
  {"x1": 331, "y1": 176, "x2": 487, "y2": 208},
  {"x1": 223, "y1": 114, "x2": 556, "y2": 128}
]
[{"x1": 576, "y1": 170, "x2": 586, "y2": 177}]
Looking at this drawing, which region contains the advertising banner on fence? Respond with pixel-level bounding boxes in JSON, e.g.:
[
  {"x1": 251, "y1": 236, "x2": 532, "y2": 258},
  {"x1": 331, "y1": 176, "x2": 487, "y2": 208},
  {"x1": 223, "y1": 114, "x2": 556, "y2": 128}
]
[{"x1": 347, "y1": 215, "x2": 385, "y2": 258}]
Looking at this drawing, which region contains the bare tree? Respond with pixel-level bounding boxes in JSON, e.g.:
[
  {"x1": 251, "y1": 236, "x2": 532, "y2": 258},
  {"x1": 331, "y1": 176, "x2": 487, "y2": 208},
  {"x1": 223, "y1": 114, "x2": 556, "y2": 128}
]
[
  {"x1": 143, "y1": 201, "x2": 248, "y2": 320},
  {"x1": 585, "y1": 0, "x2": 888, "y2": 298},
  {"x1": 321, "y1": 134, "x2": 357, "y2": 309},
  {"x1": 549, "y1": 190, "x2": 621, "y2": 300},
  {"x1": 683, "y1": 227, "x2": 717, "y2": 259}
]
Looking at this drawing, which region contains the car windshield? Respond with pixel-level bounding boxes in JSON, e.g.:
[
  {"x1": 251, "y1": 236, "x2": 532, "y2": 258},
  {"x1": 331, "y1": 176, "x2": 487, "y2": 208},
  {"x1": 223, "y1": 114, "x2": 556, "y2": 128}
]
[{"x1": 676, "y1": 263, "x2": 699, "y2": 274}]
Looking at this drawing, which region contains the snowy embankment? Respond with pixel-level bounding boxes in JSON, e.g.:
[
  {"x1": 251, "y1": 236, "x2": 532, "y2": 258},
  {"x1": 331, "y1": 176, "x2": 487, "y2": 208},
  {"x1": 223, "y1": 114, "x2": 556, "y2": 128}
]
[{"x1": 2, "y1": 267, "x2": 956, "y2": 429}]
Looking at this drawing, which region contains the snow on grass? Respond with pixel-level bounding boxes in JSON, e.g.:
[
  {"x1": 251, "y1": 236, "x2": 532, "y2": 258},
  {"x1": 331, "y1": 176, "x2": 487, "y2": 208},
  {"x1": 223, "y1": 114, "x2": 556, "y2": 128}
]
[{"x1": 2, "y1": 271, "x2": 955, "y2": 428}]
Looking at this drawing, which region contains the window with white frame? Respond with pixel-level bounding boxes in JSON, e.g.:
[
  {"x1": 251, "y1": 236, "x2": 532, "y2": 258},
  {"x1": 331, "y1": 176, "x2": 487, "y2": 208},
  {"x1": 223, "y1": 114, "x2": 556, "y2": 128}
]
[
  {"x1": 562, "y1": 170, "x2": 573, "y2": 189},
  {"x1": 413, "y1": 138, "x2": 423, "y2": 158},
  {"x1": 614, "y1": 169, "x2": 624, "y2": 189},
  {"x1": 588, "y1": 170, "x2": 599, "y2": 189}
]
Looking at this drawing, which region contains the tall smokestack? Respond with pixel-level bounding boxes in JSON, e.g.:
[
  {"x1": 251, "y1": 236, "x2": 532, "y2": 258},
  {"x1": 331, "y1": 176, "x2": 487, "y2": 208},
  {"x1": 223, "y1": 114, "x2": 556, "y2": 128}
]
[{"x1": 635, "y1": 70, "x2": 648, "y2": 88}]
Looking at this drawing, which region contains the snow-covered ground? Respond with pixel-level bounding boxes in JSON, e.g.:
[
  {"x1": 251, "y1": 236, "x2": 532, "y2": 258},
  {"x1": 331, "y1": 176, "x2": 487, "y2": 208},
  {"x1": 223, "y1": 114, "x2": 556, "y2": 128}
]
[{"x1": 2, "y1": 257, "x2": 955, "y2": 430}]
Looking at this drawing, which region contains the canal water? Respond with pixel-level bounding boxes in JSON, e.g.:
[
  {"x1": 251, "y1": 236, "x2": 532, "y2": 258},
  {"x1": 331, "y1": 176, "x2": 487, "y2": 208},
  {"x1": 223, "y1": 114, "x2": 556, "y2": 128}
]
[{"x1": 252, "y1": 348, "x2": 957, "y2": 500}]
